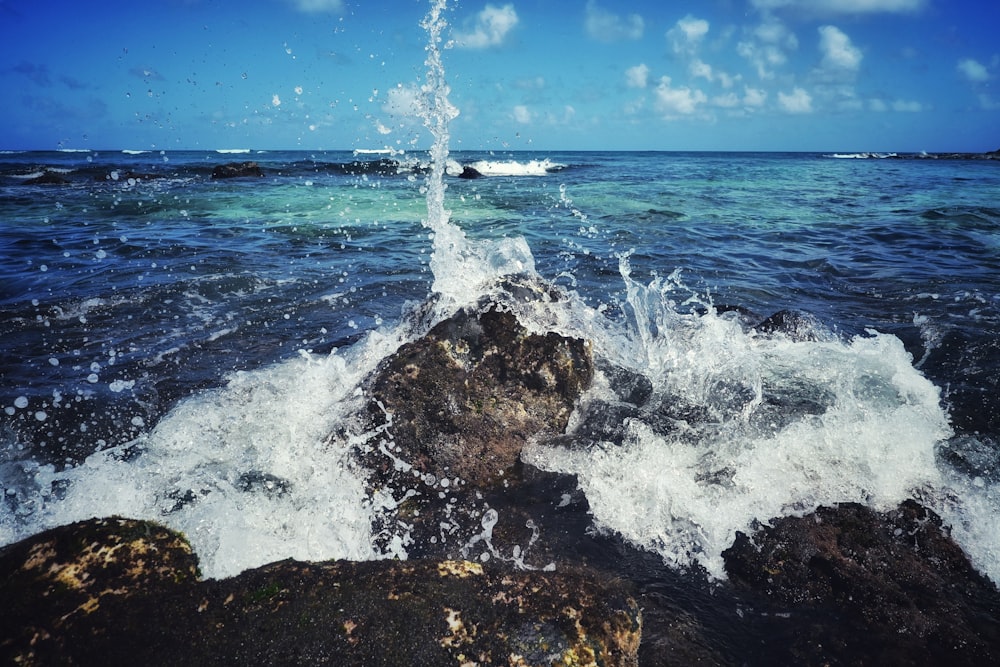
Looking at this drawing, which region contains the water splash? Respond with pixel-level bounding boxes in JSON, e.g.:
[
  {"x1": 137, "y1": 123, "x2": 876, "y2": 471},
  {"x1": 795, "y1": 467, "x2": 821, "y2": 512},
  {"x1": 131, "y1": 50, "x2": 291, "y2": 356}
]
[{"x1": 417, "y1": 0, "x2": 535, "y2": 309}]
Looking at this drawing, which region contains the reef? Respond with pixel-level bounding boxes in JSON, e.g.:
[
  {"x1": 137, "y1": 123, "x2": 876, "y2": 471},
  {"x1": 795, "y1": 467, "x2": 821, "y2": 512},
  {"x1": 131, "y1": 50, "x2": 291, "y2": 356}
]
[
  {"x1": 210, "y1": 160, "x2": 265, "y2": 179},
  {"x1": 0, "y1": 517, "x2": 640, "y2": 666}
]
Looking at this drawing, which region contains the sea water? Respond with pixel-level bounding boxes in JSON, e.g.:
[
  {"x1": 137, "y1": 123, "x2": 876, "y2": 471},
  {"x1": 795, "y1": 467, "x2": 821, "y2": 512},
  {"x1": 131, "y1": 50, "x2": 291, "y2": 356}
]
[{"x1": 2, "y1": 14, "x2": 1000, "y2": 583}]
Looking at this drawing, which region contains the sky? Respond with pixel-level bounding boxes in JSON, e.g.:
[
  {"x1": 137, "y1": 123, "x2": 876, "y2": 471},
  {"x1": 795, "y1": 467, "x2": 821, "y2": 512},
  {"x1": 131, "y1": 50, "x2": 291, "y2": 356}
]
[{"x1": 1, "y1": 0, "x2": 997, "y2": 152}]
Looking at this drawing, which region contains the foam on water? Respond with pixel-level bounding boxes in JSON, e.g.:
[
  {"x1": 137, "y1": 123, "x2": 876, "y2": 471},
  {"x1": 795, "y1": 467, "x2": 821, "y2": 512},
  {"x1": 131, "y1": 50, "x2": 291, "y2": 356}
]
[
  {"x1": 466, "y1": 158, "x2": 566, "y2": 177},
  {"x1": 524, "y1": 258, "x2": 959, "y2": 580},
  {"x1": 0, "y1": 326, "x2": 414, "y2": 578}
]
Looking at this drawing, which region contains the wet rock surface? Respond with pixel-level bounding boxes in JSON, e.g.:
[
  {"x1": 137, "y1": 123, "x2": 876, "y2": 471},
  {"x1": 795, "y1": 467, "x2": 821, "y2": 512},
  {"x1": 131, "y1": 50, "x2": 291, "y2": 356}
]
[
  {"x1": 0, "y1": 518, "x2": 641, "y2": 666},
  {"x1": 353, "y1": 297, "x2": 597, "y2": 566},
  {"x1": 4, "y1": 288, "x2": 1000, "y2": 666},
  {"x1": 723, "y1": 500, "x2": 1000, "y2": 665}
]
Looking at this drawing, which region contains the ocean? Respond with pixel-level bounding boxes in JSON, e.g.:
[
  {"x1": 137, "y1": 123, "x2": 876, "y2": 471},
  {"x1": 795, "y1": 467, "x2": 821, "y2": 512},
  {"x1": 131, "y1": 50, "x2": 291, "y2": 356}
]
[{"x1": 3, "y1": 145, "x2": 998, "y2": 588}]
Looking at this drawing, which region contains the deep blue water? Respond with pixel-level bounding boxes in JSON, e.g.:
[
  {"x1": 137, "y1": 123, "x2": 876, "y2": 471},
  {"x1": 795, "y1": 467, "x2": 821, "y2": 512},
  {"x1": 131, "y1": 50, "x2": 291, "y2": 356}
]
[{"x1": 1, "y1": 149, "x2": 999, "y2": 585}]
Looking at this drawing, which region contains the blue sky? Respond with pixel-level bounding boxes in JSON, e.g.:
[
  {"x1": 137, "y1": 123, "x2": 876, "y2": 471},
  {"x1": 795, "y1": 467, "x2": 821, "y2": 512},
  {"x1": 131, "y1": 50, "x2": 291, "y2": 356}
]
[{"x1": 1, "y1": 0, "x2": 996, "y2": 152}]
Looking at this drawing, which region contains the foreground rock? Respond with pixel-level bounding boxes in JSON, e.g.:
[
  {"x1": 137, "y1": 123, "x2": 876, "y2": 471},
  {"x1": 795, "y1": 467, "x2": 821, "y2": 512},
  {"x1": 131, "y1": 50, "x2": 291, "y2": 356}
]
[
  {"x1": 211, "y1": 160, "x2": 265, "y2": 178},
  {"x1": 351, "y1": 295, "x2": 596, "y2": 563},
  {"x1": 1, "y1": 517, "x2": 641, "y2": 666},
  {"x1": 724, "y1": 500, "x2": 1000, "y2": 665}
]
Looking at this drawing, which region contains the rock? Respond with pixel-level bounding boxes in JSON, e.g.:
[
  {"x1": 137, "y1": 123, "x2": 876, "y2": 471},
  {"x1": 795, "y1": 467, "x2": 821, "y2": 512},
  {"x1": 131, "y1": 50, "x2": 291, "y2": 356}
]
[
  {"x1": 346, "y1": 288, "x2": 594, "y2": 564},
  {"x1": 363, "y1": 304, "x2": 593, "y2": 488},
  {"x1": 458, "y1": 165, "x2": 483, "y2": 179},
  {"x1": 0, "y1": 517, "x2": 641, "y2": 666},
  {"x1": 722, "y1": 500, "x2": 1000, "y2": 665},
  {"x1": 751, "y1": 308, "x2": 824, "y2": 341},
  {"x1": 211, "y1": 161, "x2": 264, "y2": 179},
  {"x1": 0, "y1": 516, "x2": 200, "y2": 663},
  {"x1": 23, "y1": 170, "x2": 70, "y2": 185}
]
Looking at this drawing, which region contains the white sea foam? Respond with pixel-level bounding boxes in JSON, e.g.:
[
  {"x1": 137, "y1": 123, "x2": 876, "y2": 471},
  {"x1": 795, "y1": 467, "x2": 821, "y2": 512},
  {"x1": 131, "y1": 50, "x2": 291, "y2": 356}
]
[
  {"x1": 122, "y1": 149, "x2": 151, "y2": 155},
  {"x1": 826, "y1": 152, "x2": 898, "y2": 159},
  {"x1": 216, "y1": 149, "x2": 252, "y2": 154},
  {"x1": 524, "y1": 261, "x2": 959, "y2": 580},
  {"x1": 466, "y1": 158, "x2": 566, "y2": 176},
  {"x1": 0, "y1": 329, "x2": 413, "y2": 579}
]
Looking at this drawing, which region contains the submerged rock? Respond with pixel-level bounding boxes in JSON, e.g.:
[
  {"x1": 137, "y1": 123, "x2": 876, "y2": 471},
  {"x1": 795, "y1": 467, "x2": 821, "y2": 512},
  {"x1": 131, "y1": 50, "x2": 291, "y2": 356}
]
[
  {"x1": 723, "y1": 500, "x2": 1000, "y2": 665},
  {"x1": 211, "y1": 161, "x2": 265, "y2": 179},
  {"x1": 0, "y1": 517, "x2": 641, "y2": 666}
]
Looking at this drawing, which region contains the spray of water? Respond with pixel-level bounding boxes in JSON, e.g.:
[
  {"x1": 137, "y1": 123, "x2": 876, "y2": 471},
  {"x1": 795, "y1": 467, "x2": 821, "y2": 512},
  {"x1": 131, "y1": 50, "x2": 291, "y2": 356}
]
[{"x1": 417, "y1": 0, "x2": 535, "y2": 308}]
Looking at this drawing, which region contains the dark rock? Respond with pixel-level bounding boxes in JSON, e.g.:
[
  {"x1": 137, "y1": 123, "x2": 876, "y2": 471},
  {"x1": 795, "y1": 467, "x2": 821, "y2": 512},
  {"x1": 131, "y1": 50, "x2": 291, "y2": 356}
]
[
  {"x1": 211, "y1": 161, "x2": 265, "y2": 179},
  {"x1": 723, "y1": 500, "x2": 1000, "y2": 665},
  {"x1": 752, "y1": 308, "x2": 824, "y2": 341},
  {"x1": 23, "y1": 170, "x2": 70, "y2": 185},
  {"x1": 0, "y1": 516, "x2": 200, "y2": 662},
  {"x1": 363, "y1": 304, "x2": 593, "y2": 488},
  {"x1": 458, "y1": 165, "x2": 483, "y2": 179},
  {"x1": 0, "y1": 517, "x2": 641, "y2": 666},
  {"x1": 346, "y1": 289, "x2": 594, "y2": 565}
]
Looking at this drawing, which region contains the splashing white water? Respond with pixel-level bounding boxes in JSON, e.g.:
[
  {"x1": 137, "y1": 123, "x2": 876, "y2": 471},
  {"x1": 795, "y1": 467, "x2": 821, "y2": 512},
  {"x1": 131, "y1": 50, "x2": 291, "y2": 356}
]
[
  {"x1": 417, "y1": 0, "x2": 534, "y2": 310},
  {"x1": 525, "y1": 260, "x2": 957, "y2": 579}
]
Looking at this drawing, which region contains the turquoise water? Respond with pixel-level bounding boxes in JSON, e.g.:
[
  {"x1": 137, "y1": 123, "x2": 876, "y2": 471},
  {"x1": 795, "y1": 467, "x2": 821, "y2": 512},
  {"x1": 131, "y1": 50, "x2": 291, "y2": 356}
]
[{"x1": 1, "y1": 148, "x2": 999, "y2": 584}]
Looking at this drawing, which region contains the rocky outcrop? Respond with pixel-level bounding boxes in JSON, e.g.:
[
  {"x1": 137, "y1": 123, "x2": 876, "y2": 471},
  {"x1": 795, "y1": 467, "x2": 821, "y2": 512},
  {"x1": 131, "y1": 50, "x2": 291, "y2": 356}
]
[
  {"x1": 364, "y1": 305, "x2": 593, "y2": 487},
  {"x1": 23, "y1": 170, "x2": 70, "y2": 185},
  {"x1": 723, "y1": 500, "x2": 1000, "y2": 665},
  {"x1": 351, "y1": 297, "x2": 595, "y2": 563},
  {"x1": 211, "y1": 161, "x2": 265, "y2": 179},
  {"x1": 0, "y1": 517, "x2": 641, "y2": 666}
]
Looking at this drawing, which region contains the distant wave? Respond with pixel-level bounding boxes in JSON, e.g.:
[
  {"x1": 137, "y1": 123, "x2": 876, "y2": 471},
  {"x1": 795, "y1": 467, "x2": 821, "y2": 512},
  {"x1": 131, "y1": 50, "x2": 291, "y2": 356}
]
[
  {"x1": 56, "y1": 148, "x2": 92, "y2": 153},
  {"x1": 216, "y1": 149, "x2": 252, "y2": 154},
  {"x1": 122, "y1": 149, "x2": 151, "y2": 155},
  {"x1": 0, "y1": 150, "x2": 26, "y2": 155},
  {"x1": 353, "y1": 148, "x2": 403, "y2": 156},
  {"x1": 826, "y1": 152, "x2": 898, "y2": 159},
  {"x1": 465, "y1": 158, "x2": 566, "y2": 177},
  {"x1": 9, "y1": 167, "x2": 76, "y2": 179}
]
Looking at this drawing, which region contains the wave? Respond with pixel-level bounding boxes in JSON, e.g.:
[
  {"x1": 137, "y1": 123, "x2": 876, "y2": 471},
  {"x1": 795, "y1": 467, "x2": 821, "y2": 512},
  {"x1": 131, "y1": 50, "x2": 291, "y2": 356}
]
[
  {"x1": 122, "y1": 149, "x2": 151, "y2": 155},
  {"x1": 353, "y1": 148, "x2": 404, "y2": 156},
  {"x1": 56, "y1": 148, "x2": 92, "y2": 153},
  {"x1": 215, "y1": 149, "x2": 252, "y2": 154},
  {"x1": 826, "y1": 152, "x2": 898, "y2": 159},
  {"x1": 465, "y1": 158, "x2": 566, "y2": 177}
]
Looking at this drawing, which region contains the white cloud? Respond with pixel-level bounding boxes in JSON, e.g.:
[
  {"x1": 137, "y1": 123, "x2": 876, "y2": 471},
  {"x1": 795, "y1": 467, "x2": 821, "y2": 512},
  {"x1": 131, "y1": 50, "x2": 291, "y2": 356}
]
[
  {"x1": 690, "y1": 59, "x2": 714, "y2": 81},
  {"x1": 870, "y1": 98, "x2": 888, "y2": 112},
  {"x1": 382, "y1": 83, "x2": 422, "y2": 118},
  {"x1": 738, "y1": 19, "x2": 798, "y2": 79},
  {"x1": 751, "y1": 0, "x2": 926, "y2": 15},
  {"x1": 668, "y1": 15, "x2": 710, "y2": 55},
  {"x1": 778, "y1": 87, "x2": 813, "y2": 113},
  {"x1": 743, "y1": 87, "x2": 768, "y2": 107},
  {"x1": 585, "y1": 0, "x2": 644, "y2": 42},
  {"x1": 454, "y1": 3, "x2": 519, "y2": 49},
  {"x1": 958, "y1": 58, "x2": 990, "y2": 83},
  {"x1": 818, "y1": 25, "x2": 862, "y2": 71},
  {"x1": 653, "y1": 76, "x2": 707, "y2": 116},
  {"x1": 712, "y1": 92, "x2": 740, "y2": 108},
  {"x1": 892, "y1": 99, "x2": 923, "y2": 112},
  {"x1": 288, "y1": 0, "x2": 344, "y2": 13},
  {"x1": 978, "y1": 94, "x2": 1000, "y2": 111},
  {"x1": 625, "y1": 64, "x2": 650, "y2": 89},
  {"x1": 512, "y1": 104, "x2": 532, "y2": 124}
]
